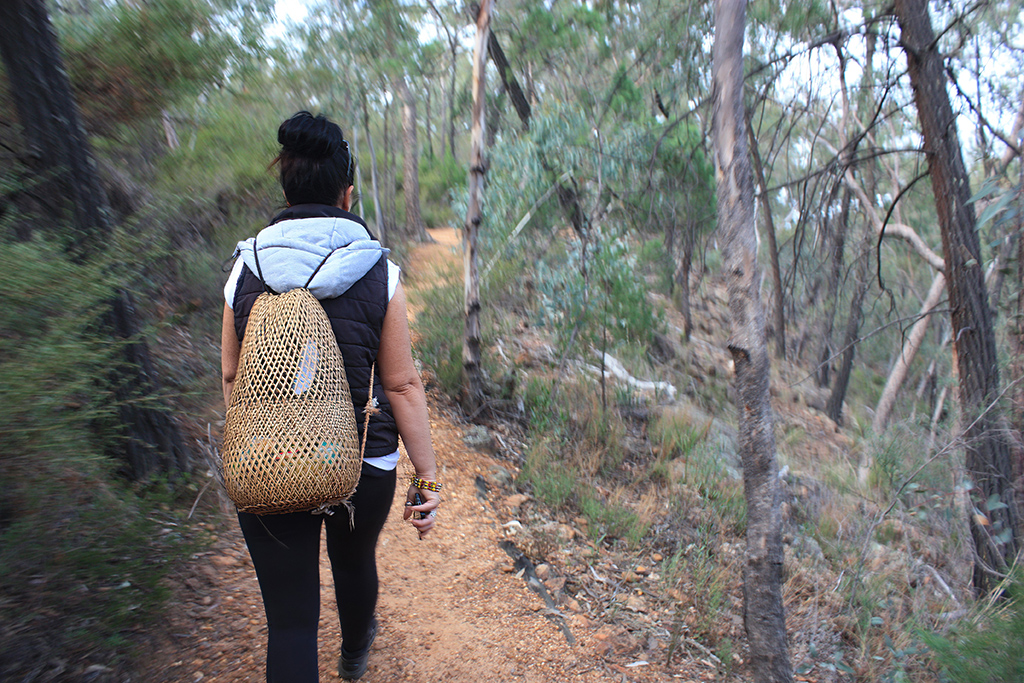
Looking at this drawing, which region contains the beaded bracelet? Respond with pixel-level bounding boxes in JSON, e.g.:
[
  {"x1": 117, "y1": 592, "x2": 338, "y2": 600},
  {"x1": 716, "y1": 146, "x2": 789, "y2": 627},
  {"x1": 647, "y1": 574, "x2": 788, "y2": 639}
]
[{"x1": 411, "y1": 476, "x2": 442, "y2": 493}]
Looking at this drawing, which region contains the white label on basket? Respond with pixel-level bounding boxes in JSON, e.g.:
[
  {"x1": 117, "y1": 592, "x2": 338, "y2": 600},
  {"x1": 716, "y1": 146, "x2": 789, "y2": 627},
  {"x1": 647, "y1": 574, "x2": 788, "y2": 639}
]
[{"x1": 293, "y1": 338, "x2": 318, "y2": 394}]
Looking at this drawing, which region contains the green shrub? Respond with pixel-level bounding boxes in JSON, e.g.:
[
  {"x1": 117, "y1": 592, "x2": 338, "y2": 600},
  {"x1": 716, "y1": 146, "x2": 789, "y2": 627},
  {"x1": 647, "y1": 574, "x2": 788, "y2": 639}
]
[
  {"x1": 408, "y1": 263, "x2": 464, "y2": 395},
  {"x1": 649, "y1": 410, "x2": 708, "y2": 460},
  {"x1": 0, "y1": 238, "x2": 191, "y2": 673},
  {"x1": 520, "y1": 437, "x2": 575, "y2": 508},
  {"x1": 418, "y1": 151, "x2": 464, "y2": 229},
  {"x1": 579, "y1": 491, "x2": 648, "y2": 546},
  {"x1": 0, "y1": 239, "x2": 117, "y2": 455},
  {"x1": 922, "y1": 573, "x2": 1024, "y2": 682},
  {"x1": 410, "y1": 249, "x2": 515, "y2": 398},
  {"x1": 522, "y1": 374, "x2": 568, "y2": 436},
  {"x1": 637, "y1": 236, "x2": 675, "y2": 294}
]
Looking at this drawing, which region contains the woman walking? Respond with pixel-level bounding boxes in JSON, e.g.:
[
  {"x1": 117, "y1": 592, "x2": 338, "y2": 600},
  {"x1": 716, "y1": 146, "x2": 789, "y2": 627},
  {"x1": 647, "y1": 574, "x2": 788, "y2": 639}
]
[{"x1": 221, "y1": 111, "x2": 440, "y2": 682}]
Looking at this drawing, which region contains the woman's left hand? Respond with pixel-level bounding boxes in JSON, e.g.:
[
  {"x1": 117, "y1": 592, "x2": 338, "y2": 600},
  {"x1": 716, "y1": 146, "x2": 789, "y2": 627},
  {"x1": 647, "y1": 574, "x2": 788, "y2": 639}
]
[{"x1": 403, "y1": 485, "x2": 440, "y2": 538}]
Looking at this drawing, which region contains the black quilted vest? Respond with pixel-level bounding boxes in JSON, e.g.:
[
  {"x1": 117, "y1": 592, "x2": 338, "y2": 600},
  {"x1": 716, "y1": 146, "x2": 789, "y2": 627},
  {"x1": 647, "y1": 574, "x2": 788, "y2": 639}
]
[{"x1": 231, "y1": 206, "x2": 398, "y2": 461}]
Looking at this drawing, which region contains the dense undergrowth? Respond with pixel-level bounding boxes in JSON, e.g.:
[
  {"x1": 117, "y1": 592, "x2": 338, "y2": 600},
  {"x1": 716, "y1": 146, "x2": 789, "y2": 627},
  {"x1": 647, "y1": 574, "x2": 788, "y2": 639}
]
[
  {"x1": 0, "y1": 230, "x2": 205, "y2": 678},
  {"x1": 409, "y1": 201, "x2": 1022, "y2": 681}
]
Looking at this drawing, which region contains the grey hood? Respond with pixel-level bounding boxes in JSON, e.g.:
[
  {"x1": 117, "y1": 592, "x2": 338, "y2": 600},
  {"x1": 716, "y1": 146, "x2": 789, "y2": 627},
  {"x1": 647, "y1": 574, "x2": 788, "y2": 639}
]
[{"x1": 234, "y1": 216, "x2": 388, "y2": 300}]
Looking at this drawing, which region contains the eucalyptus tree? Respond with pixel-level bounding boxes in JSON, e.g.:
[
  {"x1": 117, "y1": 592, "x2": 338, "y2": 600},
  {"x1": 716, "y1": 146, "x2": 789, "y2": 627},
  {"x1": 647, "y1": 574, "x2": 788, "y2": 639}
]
[
  {"x1": 635, "y1": 123, "x2": 716, "y2": 342},
  {"x1": 462, "y1": 0, "x2": 490, "y2": 413},
  {"x1": 744, "y1": 0, "x2": 868, "y2": 380},
  {"x1": 712, "y1": 0, "x2": 792, "y2": 679},
  {"x1": 894, "y1": 0, "x2": 1020, "y2": 596},
  {"x1": 745, "y1": 0, "x2": 1023, "y2": 595},
  {"x1": 322, "y1": 0, "x2": 430, "y2": 243},
  {"x1": 369, "y1": 0, "x2": 430, "y2": 242},
  {"x1": 491, "y1": 0, "x2": 722, "y2": 333},
  {"x1": 413, "y1": 38, "x2": 448, "y2": 159},
  {"x1": 822, "y1": 7, "x2": 883, "y2": 424},
  {"x1": 424, "y1": 0, "x2": 464, "y2": 158}
]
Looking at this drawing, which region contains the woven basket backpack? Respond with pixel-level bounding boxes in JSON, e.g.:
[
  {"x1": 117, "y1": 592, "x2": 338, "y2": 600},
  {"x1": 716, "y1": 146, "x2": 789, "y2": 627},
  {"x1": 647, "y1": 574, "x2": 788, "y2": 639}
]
[{"x1": 221, "y1": 243, "x2": 369, "y2": 515}]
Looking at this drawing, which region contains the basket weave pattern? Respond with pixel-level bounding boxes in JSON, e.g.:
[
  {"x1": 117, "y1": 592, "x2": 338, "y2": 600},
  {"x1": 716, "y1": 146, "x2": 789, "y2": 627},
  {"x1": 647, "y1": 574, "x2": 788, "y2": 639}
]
[{"x1": 222, "y1": 288, "x2": 362, "y2": 514}]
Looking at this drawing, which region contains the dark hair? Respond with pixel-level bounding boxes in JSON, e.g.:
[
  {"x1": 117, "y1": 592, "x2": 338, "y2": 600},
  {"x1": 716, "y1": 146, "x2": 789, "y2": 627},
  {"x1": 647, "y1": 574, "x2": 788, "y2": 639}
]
[{"x1": 276, "y1": 111, "x2": 353, "y2": 206}]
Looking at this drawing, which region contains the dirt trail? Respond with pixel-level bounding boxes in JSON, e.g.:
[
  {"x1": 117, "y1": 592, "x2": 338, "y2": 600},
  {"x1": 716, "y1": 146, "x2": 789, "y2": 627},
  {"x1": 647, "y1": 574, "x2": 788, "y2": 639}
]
[
  {"x1": 144, "y1": 228, "x2": 606, "y2": 682},
  {"x1": 402, "y1": 225, "x2": 461, "y2": 325}
]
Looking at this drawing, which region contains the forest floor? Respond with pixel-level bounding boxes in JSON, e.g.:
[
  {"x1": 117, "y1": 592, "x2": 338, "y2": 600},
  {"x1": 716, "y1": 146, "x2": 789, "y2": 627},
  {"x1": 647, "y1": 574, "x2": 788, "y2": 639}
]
[{"x1": 138, "y1": 228, "x2": 715, "y2": 683}]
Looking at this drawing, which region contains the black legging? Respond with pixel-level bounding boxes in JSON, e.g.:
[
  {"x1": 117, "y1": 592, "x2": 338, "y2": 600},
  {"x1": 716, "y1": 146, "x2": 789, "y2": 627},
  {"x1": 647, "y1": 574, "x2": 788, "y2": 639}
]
[{"x1": 238, "y1": 469, "x2": 397, "y2": 683}]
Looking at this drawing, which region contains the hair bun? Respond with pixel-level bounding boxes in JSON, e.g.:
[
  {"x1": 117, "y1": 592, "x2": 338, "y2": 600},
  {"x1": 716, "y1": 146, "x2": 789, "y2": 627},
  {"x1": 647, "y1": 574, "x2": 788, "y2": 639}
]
[{"x1": 278, "y1": 111, "x2": 344, "y2": 160}]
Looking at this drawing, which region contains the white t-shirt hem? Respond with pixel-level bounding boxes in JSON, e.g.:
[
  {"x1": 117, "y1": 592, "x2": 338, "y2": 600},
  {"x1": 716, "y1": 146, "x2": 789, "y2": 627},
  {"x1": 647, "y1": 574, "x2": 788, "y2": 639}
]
[{"x1": 363, "y1": 450, "x2": 401, "y2": 472}]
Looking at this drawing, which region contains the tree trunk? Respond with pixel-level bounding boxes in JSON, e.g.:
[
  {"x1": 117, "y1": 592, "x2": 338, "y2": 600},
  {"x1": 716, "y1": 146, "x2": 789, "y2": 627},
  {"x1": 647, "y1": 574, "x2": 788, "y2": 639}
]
[
  {"x1": 448, "y1": 42, "x2": 457, "y2": 159},
  {"x1": 673, "y1": 228, "x2": 694, "y2": 342},
  {"x1": 711, "y1": 1, "x2": 792, "y2": 680},
  {"x1": 826, "y1": 228, "x2": 872, "y2": 425},
  {"x1": 462, "y1": 0, "x2": 490, "y2": 415},
  {"x1": 747, "y1": 118, "x2": 786, "y2": 360},
  {"x1": 0, "y1": 0, "x2": 109, "y2": 251},
  {"x1": 362, "y1": 91, "x2": 385, "y2": 246},
  {"x1": 162, "y1": 110, "x2": 179, "y2": 150},
  {"x1": 488, "y1": 30, "x2": 531, "y2": 130},
  {"x1": 424, "y1": 0, "x2": 457, "y2": 160},
  {"x1": 107, "y1": 291, "x2": 190, "y2": 477},
  {"x1": 895, "y1": 0, "x2": 1020, "y2": 595},
  {"x1": 382, "y1": 96, "x2": 397, "y2": 235},
  {"x1": 424, "y1": 80, "x2": 434, "y2": 160},
  {"x1": 828, "y1": 26, "x2": 880, "y2": 428},
  {"x1": 486, "y1": 88, "x2": 499, "y2": 149},
  {"x1": 0, "y1": 0, "x2": 187, "y2": 480},
  {"x1": 395, "y1": 75, "x2": 428, "y2": 242},
  {"x1": 817, "y1": 189, "x2": 851, "y2": 388},
  {"x1": 986, "y1": 233, "x2": 1017, "y2": 313},
  {"x1": 352, "y1": 124, "x2": 364, "y2": 218},
  {"x1": 1014, "y1": 198, "x2": 1024, "y2": 522}
]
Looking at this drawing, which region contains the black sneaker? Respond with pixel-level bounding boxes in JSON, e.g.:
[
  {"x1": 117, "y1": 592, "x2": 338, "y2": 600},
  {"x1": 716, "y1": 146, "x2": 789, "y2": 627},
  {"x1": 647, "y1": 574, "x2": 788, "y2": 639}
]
[{"x1": 339, "y1": 618, "x2": 378, "y2": 680}]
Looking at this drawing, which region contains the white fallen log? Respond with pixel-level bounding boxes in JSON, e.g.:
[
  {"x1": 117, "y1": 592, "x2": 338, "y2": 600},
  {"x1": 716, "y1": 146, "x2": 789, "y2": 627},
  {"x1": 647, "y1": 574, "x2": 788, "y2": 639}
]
[{"x1": 577, "y1": 351, "x2": 677, "y2": 401}]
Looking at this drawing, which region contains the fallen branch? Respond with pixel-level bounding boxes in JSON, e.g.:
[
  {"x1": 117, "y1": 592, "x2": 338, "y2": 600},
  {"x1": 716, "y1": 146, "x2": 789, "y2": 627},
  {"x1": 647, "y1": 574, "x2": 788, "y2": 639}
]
[
  {"x1": 576, "y1": 351, "x2": 677, "y2": 401},
  {"x1": 914, "y1": 559, "x2": 959, "y2": 606},
  {"x1": 684, "y1": 637, "x2": 723, "y2": 666}
]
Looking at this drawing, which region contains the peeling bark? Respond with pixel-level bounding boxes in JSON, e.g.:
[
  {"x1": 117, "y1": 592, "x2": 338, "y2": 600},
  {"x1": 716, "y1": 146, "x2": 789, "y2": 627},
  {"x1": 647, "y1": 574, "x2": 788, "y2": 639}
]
[
  {"x1": 462, "y1": 0, "x2": 490, "y2": 415},
  {"x1": 712, "y1": 1, "x2": 792, "y2": 680}
]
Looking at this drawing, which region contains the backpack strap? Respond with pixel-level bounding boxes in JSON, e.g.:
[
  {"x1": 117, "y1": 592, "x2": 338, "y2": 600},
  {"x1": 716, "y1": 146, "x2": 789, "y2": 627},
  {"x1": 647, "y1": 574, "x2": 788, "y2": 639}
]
[
  {"x1": 251, "y1": 234, "x2": 273, "y2": 295},
  {"x1": 303, "y1": 248, "x2": 338, "y2": 289},
  {"x1": 338, "y1": 362, "x2": 378, "y2": 529},
  {"x1": 252, "y1": 237, "x2": 339, "y2": 293}
]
